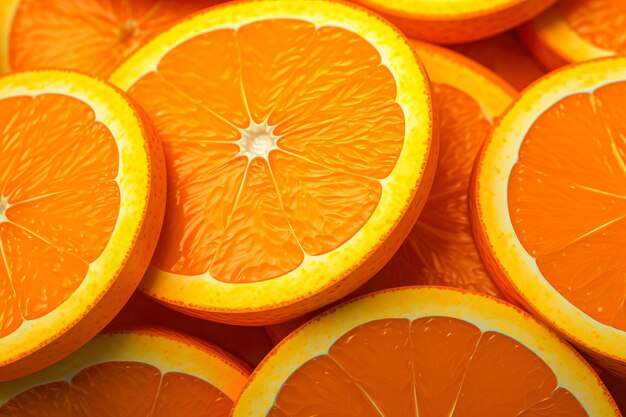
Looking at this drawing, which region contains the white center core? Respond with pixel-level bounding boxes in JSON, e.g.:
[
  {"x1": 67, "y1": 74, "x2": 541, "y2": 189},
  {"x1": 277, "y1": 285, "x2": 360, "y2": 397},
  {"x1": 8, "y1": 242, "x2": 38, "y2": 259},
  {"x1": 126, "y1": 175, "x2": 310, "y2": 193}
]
[
  {"x1": 0, "y1": 197, "x2": 7, "y2": 223},
  {"x1": 238, "y1": 121, "x2": 278, "y2": 159}
]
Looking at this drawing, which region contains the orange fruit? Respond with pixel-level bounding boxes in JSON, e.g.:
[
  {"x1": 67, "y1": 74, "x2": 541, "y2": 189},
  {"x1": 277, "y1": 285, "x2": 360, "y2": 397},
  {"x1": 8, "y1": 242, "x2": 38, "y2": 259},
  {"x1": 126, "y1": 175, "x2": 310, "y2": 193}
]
[
  {"x1": 472, "y1": 56, "x2": 626, "y2": 377},
  {"x1": 236, "y1": 287, "x2": 619, "y2": 417},
  {"x1": 348, "y1": 0, "x2": 557, "y2": 44},
  {"x1": 111, "y1": 292, "x2": 275, "y2": 367},
  {"x1": 602, "y1": 372, "x2": 626, "y2": 415},
  {"x1": 110, "y1": 0, "x2": 436, "y2": 325},
  {"x1": 0, "y1": 0, "x2": 224, "y2": 77},
  {"x1": 519, "y1": 0, "x2": 623, "y2": 70},
  {"x1": 266, "y1": 41, "x2": 514, "y2": 344},
  {"x1": 0, "y1": 70, "x2": 165, "y2": 380},
  {"x1": 0, "y1": 327, "x2": 249, "y2": 416},
  {"x1": 451, "y1": 31, "x2": 546, "y2": 90}
]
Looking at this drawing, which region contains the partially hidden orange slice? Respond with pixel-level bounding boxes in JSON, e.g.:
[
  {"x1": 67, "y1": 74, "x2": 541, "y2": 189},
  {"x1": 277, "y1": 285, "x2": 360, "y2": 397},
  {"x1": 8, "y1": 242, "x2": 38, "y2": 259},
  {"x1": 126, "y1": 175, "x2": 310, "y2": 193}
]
[
  {"x1": 472, "y1": 56, "x2": 626, "y2": 377},
  {"x1": 266, "y1": 41, "x2": 514, "y2": 344},
  {"x1": 235, "y1": 287, "x2": 619, "y2": 417},
  {"x1": 110, "y1": 0, "x2": 436, "y2": 325},
  {"x1": 0, "y1": 327, "x2": 249, "y2": 416},
  {"x1": 451, "y1": 31, "x2": 546, "y2": 90},
  {"x1": 519, "y1": 0, "x2": 624, "y2": 70},
  {"x1": 0, "y1": 70, "x2": 165, "y2": 380},
  {"x1": 349, "y1": 0, "x2": 557, "y2": 44},
  {"x1": 0, "y1": 0, "x2": 224, "y2": 76},
  {"x1": 111, "y1": 293, "x2": 274, "y2": 367}
]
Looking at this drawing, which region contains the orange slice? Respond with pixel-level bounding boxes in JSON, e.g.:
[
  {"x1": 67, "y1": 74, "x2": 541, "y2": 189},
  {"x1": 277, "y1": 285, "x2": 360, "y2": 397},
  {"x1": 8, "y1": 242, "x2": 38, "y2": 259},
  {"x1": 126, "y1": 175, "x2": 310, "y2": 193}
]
[
  {"x1": 110, "y1": 0, "x2": 436, "y2": 325},
  {"x1": 235, "y1": 287, "x2": 619, "y2": 417},
  {"x1": 0, "y1": 327, "x2": 249, "y2": 416},
  {"x1": 0, "y1": 0, "x2": 224, "y2": 76},
  {"x1": 451, "y1": 31, "x2": 545, "y2": 90},
  {"x1": 349, "y1": 0, "x2": 557, "y2": 44},
  {"x1": 472, "y1": 56, "x2": 626, "y2": 376},
  {"x1": 0, "y1": 70, "x2": 165, "y2": 380},
  {"x1": 266, "y1": 40, "x2": 514, "y2": 343},
  {"x1": 111, "y1": 293, "x2": 274, "y2": 367},
  {"x1": 519, "y1": 0, "x2": 623, "y2": 70}
]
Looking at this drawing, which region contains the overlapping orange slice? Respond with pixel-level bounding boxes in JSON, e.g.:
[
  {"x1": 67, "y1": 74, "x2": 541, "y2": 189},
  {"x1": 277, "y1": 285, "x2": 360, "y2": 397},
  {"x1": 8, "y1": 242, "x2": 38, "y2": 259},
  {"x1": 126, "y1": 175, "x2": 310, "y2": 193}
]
[
  {"x1": 0, "y1": 0, "x2": 224, "y2": 76},
  {"x1": 0, "y1": 70, "x2": 165, "y2": 380},
  {"x1": 266, "y1": 41, "x2": 514, "y2": 344},
  {"x1": 110, "y1": 0, "x2": 436, "y2": 325},
  {"x1": 348, "y1": 0, "x2": 557, "y2": 44},
  {"x1": 0, "y1": 327, "x2": 249, "y2": 416},
  {"x1": 472, "y1": 56, "x2": 626, "y2": 376},
  {"x1": 451, "y1": 31, "x2": 545, "y2": 90},
  {"x1": 235, "y1": 287, "x2": 619, "y2": 417},
  {"x1": 519, "y1": 0, "x2": 624, "y2": 69}
]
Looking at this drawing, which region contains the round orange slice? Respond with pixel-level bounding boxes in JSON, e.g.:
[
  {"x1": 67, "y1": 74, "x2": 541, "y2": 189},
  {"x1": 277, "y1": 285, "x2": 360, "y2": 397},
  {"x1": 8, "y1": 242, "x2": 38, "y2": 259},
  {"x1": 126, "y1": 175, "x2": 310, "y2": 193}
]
[
  {"x1": 349, "y1": 0, "x2": 557, "y2": 44},
  {"x1": 0, "y1": 0, "x2": 224, "y2": 76},
  {"x1": 0, "y1": 70, "x2": 165, "y2": 380},
  {"x1": 519, "y1": 0, "x2": 623, "y2": 70},
  {"x1": 235, "y1": 287, "x2": 619, "y2": 417},
  {"x1": 451, "y1": 31, "x2": 545, "y2": 90},
  {"x1": 111, "y1": 293, "x2": 274, "y2": 367},
  {"x1": 265, "y1": 41, "x2": 514, "y2": 344},
  {"x1": 0, "y1": 327, "x2": 249, "y2": 416},
  {"x1": 472, "y1": 56, "x2": 626, "y2": 376},
  {"x1": 110, "y1": 0, "x2": 436, "y2": 325}
]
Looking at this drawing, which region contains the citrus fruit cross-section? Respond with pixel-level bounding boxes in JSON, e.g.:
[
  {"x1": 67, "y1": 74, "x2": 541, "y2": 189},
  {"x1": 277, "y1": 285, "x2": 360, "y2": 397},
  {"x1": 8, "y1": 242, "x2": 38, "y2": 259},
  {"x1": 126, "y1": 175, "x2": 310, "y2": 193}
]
[
  {"x1": 0, "y1": 327, "x2": 250, "y2": 416},
  {"x1": 0, "y1": 0, "x2": 226, "y2": 76},
  {"x1": 519, "y1": 0, "x2": 625, "y2": 69},
  {"x1": 348, "y1": 0, "x2": 557, "y2": 44},
  {"x1": 0, "y1": 70, "x2": 166, "y2": 381},
  {"x1": 236, "y1": 287, "x2": 619, "y2": 417},
  {"x1": 472, "y1": 56, "x2": 626, "y2": 377},
  {"x1": 110, "y1": 0, "x2": 436, "y2": 325}
]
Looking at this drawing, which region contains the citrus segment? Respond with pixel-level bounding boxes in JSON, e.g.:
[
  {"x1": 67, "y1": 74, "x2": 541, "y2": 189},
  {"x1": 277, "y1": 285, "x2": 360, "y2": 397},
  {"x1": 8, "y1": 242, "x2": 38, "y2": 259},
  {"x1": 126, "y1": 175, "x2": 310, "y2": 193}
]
[
  {"x1": 1, "y1": 0, "x2": 225, "y2": 76},
  {"x1": 472, "y1": 57, "x2": 626, "y2": 375},
  {"x1": 210, "y1": 158, "x2": 303, "y2": 283},
  {"x1": 348, "y1": 0, "x2": 557, "y2": 44},
  {"x1": 235, "y1": 288, "x2": 619, "y2": 417},
  {"x1": 519, "y1": 0, "x2": 624, "y2": 69},
  {"x1": 0, "y1": 328, "x2": 249, "y2": 417},
  {"x1": 0, "y1": 70, "x2": 165, "y2": 380},
  {"x1": 270, "y1": 151, "x2": 381, "y2": 256},
  {"x1": 111, "y1": 0, "x2": 435, "y2": 324}
]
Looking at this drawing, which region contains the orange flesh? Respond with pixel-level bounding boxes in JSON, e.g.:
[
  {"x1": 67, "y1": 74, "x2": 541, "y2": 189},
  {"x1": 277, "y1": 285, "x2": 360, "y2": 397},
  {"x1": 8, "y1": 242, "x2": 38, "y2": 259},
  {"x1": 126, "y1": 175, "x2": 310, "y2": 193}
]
[
  {"x1": 0, "y1": 94, "x2": 120, "y2": 338},
  {"x1": 558, "y1": 0, "x2": 626, "y2": 53},
  {"x1": 509, "y1": 82, "x2": 626, "y2": 330},
  {"x1": 9, "y1": 0, "x2": 224, "y2": 77},
  {"x1": 376, "y1": 83, "x2": 500, "y2": 297},
  {"x1": 131, "y1": 20, "x2": 403, "y2": 282},
  {"x1": 0, "y1": 361, "x2": 233, "y2": 417},
  {"x1": 269, "y1": 317, "x2": 587, "y2": 417}
]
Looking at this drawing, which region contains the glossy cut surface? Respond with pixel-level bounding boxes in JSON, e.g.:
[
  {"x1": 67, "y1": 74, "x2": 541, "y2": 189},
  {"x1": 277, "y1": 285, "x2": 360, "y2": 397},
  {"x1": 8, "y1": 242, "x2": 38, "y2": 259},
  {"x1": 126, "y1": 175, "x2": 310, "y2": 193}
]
[
  {"x1": 0, "y1": 94, "x2": 120, "y2": 338},
  {"x1": 269, "y1": 317, "x2": 588, "y2": 417},
  {"x1": 130, "y1": 20, "x2": 402, "y2": 283},
  {"x1": 558, "y1": 0, "x2": 626, "y2": 52},
  {"x1": 0, "y1": 362, "x2": 232, "y2": 417},
  {"x1": 509, "y1": 82, "x2": 626, "y2": 330}
]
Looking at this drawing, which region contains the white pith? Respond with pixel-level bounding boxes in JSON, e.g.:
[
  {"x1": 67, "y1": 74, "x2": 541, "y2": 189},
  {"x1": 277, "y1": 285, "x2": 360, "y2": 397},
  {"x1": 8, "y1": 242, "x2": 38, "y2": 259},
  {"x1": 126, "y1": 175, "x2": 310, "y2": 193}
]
[{"x1": 236, "y1": 120, "x2": 279, "y2": 160}]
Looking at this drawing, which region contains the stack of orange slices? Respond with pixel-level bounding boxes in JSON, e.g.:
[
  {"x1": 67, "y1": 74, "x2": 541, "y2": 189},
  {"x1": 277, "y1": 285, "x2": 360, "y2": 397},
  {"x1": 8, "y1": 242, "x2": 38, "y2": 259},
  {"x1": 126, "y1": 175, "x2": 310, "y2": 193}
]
[{"x1": 0, "y1": 0, "x2": 625, "y2": 413}]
